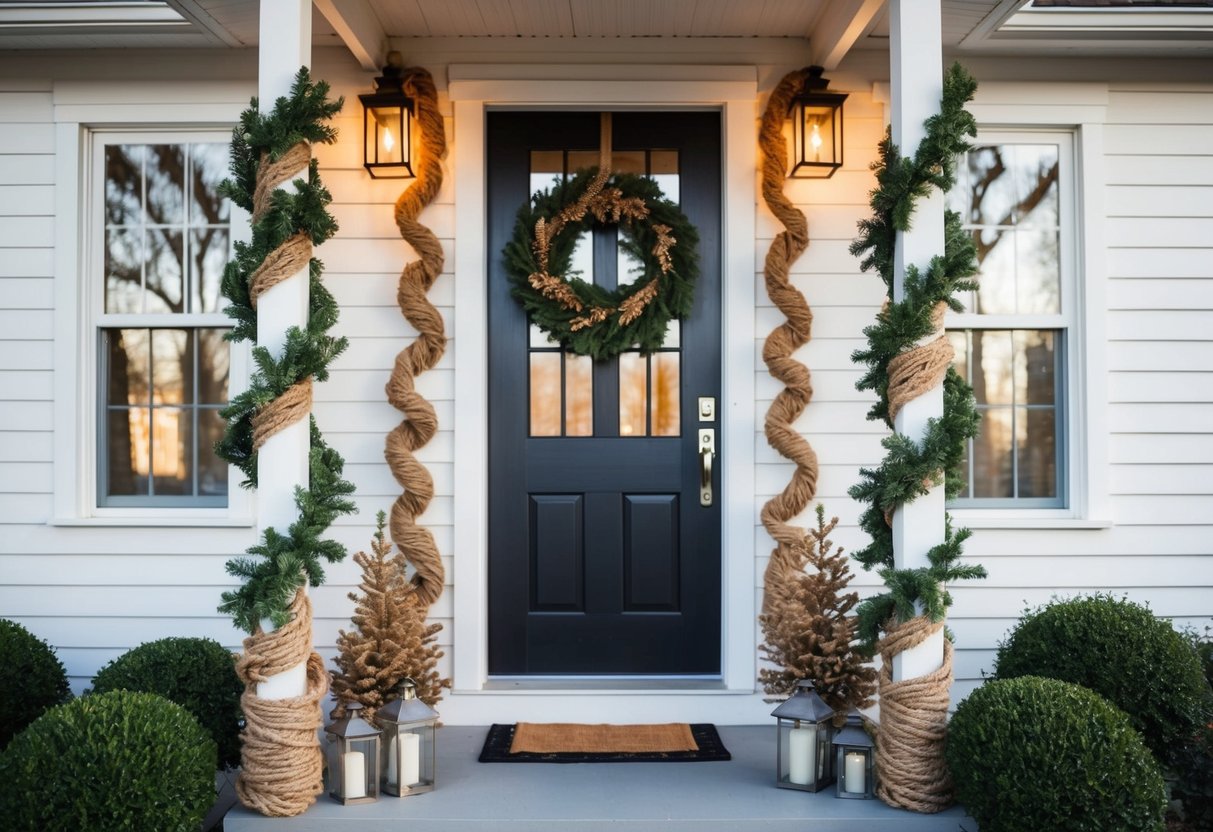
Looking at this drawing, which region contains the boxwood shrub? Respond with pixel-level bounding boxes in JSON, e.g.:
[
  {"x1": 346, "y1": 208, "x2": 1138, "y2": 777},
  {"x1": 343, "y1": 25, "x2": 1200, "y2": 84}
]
[
  {"x1": 0, "y1": 689, "x2": 217, "y2": 832},
  {"x1": 0, "y1": 618, "x2": 70, "y2": 748},
  {"x1": 90, "y1": 636, "x2": 243, "y2": 769},
  {"x1": 947, "y1": 676, "x2": 1166, "y2": 832},
  {"x1": 993, "y1": 594, "x2": 1209, "y2": 762}
]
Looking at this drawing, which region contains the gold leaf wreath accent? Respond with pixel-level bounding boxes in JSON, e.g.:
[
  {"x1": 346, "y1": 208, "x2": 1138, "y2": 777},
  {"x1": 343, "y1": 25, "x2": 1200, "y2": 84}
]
[
  {"x1": 528, "y1": 270, "x2": 584, "y2": 312},
  {"x1": 384, "y1": 67, "x2": 447, "y2": 609}
]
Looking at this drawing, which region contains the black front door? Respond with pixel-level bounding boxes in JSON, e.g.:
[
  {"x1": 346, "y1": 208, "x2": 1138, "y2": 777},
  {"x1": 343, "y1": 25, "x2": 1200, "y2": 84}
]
[{"x1": 487, "y1": 111, "x2": 722, "y2": 676}]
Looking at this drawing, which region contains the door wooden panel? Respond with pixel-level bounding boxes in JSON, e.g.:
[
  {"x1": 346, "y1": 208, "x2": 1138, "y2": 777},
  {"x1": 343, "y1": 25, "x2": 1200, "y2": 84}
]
[{"x1": 488, "y1": 111, "x2": 722, "y2": 675}]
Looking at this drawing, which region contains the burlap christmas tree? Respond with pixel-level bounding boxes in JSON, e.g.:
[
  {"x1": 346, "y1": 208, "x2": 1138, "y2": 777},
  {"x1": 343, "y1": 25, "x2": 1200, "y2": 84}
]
[
  {"x1": 759, "y1": 505, "x2": 877, "y2": 717},
  {"x1": 331, "y1": 512, "x2": 450, "y2": 718}
]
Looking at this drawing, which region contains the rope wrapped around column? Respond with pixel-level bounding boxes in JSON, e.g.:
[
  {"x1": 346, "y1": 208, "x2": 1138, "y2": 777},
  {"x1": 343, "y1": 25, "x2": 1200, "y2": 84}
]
[
  {"x1": 758, "y1": 68, "x2": 821, "y2": 613},
  {"x1": 385, "y1": 67, "x2": 447, "y2": 608},
  {"x1": 234, "y1": 592, "x2": 328, "y2": 817},
  {"x1": 875, "y1": 615, "x2": 954, "y2": 812}
]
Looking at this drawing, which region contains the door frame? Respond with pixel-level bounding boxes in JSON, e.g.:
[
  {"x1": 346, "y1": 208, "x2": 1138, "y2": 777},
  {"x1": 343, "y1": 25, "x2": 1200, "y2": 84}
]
[{"x1": 450, "y1": 64, "x2": 758, "y2": 704}]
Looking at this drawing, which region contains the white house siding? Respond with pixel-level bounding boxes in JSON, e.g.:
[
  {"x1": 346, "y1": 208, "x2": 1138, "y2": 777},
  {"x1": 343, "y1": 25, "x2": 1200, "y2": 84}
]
[{"x1": 0, "y1": 42, "x2": 1209, "y2": 721}]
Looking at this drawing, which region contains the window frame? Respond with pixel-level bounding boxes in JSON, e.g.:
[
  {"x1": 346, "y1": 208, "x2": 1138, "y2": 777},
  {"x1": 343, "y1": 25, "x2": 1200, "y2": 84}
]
[
  {"x1": 947, "y1": 129, "x2": 1076, "y2": 511},
  {"x1": 52, "y1": 116, "x2": 251, "y2": 526}
]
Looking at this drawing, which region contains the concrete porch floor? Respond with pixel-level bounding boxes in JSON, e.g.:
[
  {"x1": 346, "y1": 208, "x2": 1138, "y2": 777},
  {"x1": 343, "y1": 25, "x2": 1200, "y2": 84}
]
[{"x1": 224, "y1": 726, "x2": 976, "y2": 831}]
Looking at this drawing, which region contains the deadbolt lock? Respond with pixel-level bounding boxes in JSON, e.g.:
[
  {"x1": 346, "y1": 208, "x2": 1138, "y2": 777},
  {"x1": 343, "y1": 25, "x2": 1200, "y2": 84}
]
[{"x1": 698, "y1": 396, "x2": 716, "y2": 422}]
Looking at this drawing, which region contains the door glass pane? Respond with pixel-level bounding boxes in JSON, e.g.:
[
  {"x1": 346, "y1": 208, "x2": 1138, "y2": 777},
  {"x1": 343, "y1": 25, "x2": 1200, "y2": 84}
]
[
  {"x1": 529, "y1": 352, "x2": 562, "y2": 437},
  {"x1": 1019, "y1": 407, "x2": 1057, "y2": 498},
  {"x1": 151, "y1": 407, "x2": 190, "y2": 495},
  {"x1": 650, "y1": 149, "x2": 679, "y2": 203},
  {"x1": 612, "y1": 150, "x2": 645, "y2": 175},
  {"x1": 617, "y1": 228, "x2": 643, "y2": 284},
  {"x1": 567, "y1": 150, "x2": 599, "y2": 175},
  {"x1": 651, "y1": 352, "x2": 680, "y2": 436},
  {"x1": 619, "y1": 352, "x2": 647, "y2": 436},
  {"x1": 530, "y1": 324, "x2": 556, "y2": 348},
  {"x1": 662, "y1": 320, "x2": 681, "y2": 349},
  {"x1": 565, "y1": 354, "x2": 593, "y2": 436},
  {"x1": 570, "y1": 230, "x2": 594, "y2": 284},
  {"x1": 973, "y1": 407, "x2": 1013, "y2": 498},
  {"x1": 530, "y1": 150, "x2": 563, "y2": 193}
]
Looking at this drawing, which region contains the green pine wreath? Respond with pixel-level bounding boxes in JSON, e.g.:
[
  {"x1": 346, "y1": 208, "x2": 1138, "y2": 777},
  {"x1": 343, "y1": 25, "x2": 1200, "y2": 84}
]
[{"x1": 504, "y1": 167, "x2": 699, "y2": 360}]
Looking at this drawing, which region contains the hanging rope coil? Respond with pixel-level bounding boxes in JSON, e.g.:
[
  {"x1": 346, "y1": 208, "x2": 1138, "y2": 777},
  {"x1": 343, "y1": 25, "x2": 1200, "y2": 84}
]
[
  {"x1": 758, "y1": 69, "x2": 821, "y2": 614},
  {"x1": 385, "y1": 67, "x2": 447, "y2": 608},
  {"x1": 875, "y1": 615, "x2": 954, "y2": 812},
  {"x1": 234, "y1": 591, "x2": 328, "y2": 817}
]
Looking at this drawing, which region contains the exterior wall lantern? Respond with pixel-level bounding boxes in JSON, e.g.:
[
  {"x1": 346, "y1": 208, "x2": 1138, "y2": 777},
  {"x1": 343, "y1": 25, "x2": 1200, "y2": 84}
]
[
  {"x1": 325, "y1": 701, "x2": 382, "y2": 805},
  {"x1": 359, "y1": 51, "x2": 414, "y2": 179},
  {"x1": 771, "y1": 679, "x2": 836, "y2": 792},
  {"x1": 374, "y1": 677, "x2": 438, "y2": 797},
  {"x1": 788, "y1": 65, "x2": 847, "y2": 179},
  {"x1": 832, "y1": 709, "x2": 876, "y2": 799}
]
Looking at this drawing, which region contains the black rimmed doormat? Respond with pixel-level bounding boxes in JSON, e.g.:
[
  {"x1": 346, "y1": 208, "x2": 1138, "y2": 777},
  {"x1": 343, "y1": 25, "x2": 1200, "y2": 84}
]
[{"x1": 478, "y1": 723, "x2": 731, "y2": 763}]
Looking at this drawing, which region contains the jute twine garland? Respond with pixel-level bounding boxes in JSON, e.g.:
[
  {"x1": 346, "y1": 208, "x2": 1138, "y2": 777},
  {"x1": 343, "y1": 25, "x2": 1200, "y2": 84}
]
[
  {"x1": 385, "y1": 67, "x2": 447, "y2": 608},
  {"x1": 875, "y1": 615, "x2": 954, "y2": 813},
  {"x1": 886, "y1": 303, "x2": 952, "y2": 423},
  {"x1": 235, "y1": 591, "x2": 329, "y2": 817},
  {"x1": 757, "y1": 68, "x2": 821, "y2": 614}
]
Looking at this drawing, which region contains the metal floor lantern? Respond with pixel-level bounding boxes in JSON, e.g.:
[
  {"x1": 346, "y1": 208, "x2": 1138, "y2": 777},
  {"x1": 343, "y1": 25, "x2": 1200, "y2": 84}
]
[
  {"x1": 375, "y1": 678, "x2": 438, "y2": 797},
  {"x1": 832, "y1": 709, "x2": 875, "y2": 799},
  {"x1": 771, "y1": 679, "x2": 836, "y2": 792},
  {"x1": 326, "y1": 701, "x2": 382, "y2": 805}
]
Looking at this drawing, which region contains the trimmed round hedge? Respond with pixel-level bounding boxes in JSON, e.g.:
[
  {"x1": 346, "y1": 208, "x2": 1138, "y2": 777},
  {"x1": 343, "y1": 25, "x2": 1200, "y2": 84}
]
[
  {"x1": 0, "y1": 689, "x2": 217, "y2": 832},
  {"x1": 992, "y1": 594, "x2": 1208, "y2": 762},
  {"x1": 947, "y1": 676, "x2": 1166, "y2": 832},
  {"x1": 91, "y1": 636, "x2": 243, "y2": 769},
  {"x1": 0, "y1": 618, "x2": 70, "y2": 748}
]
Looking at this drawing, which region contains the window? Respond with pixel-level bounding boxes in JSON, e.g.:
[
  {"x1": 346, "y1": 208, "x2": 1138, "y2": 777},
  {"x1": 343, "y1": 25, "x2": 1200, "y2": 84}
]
[
  {"x1": 946, "y1": 133, "x2": 1075, "y2": 508},
  {"x1": 96, "y1": 138, "x2": 233, "y2": 507}
]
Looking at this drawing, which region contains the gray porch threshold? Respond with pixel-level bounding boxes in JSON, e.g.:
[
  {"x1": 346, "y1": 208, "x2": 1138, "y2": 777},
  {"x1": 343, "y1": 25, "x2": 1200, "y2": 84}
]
[{"x1": 224, "y1": 726, "x2": 975, "y2": 831}]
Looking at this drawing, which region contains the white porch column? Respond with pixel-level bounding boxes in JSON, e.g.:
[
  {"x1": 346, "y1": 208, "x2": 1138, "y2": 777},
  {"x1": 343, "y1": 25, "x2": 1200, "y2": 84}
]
[
  {"x1": 889, "y1": 0, "x2": 946, "y2": 682},
  {"x1": 254, "y1": 0, "x2": 312, "y2": 700}
]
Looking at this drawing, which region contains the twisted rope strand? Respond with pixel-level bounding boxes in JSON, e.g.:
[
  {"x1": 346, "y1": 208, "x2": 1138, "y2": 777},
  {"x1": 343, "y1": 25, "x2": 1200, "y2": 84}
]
[
  {"x1": 235, "y1": 591, "x2": 328, "y2": 817},
  {"x1": 385, "y1": 67, "x2": 447, "y2": 608},
  {"x1": 758, "y1": 69, "x2": 821, "y2": 614}
]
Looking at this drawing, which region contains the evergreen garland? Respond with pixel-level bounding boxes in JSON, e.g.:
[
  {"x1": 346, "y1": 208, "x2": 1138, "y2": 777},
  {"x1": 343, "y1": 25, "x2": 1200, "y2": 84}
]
[
  {"x1": 216, "y1": 68, "x2": 356, "y2": 634},
  {"x1": 504, "y1": 168, "x2": 699, "y2": 360},
  {"x1": 846, "y1": 64, "x2": 987, "y2": 651}
]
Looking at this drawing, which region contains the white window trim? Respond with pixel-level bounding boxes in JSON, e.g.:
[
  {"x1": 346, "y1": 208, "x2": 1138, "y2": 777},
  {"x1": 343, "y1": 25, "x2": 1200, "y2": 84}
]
[
  {"x1": 446, "y1": 65, "x2": 760, "y2": 712},
  {"x1": 869, "y1": 81, "x2": 1112, "y2": 529},
  {"x1": 51, "y1": 84, "x2": 254, "y2": 526}
]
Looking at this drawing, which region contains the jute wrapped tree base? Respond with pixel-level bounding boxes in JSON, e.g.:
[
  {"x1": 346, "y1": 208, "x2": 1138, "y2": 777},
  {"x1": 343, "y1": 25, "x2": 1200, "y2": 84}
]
[{"x1": 385, "y1": 66, "x2": 447, "y2": 609}]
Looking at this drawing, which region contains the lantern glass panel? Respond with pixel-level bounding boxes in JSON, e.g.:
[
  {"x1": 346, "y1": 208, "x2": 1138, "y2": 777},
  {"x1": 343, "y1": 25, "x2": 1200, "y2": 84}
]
[
  {"x1": 801, "y1": 104, "x2": 837, "y2": 166},
  {"x1": 330, "y1": 735, "x2": 380, "y2": 804},
  {"x1": 366, "y1": 105, "x2": 405, "y2": 167},
  {"x1": 835, "y1": 745, "x2": 874, "y2": 799},
  {"x1": 776, "y1": 718, "x2": 833, "y2": 791},
  {"x1": 382, "y1": 723, "x2": 436, "y2": 796}
]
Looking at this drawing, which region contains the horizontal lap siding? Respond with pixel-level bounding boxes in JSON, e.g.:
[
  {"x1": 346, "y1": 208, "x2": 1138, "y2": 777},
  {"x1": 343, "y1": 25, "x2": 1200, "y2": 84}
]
[{"x1": 753, "y1": 80, "x2": 1213, "y2": 708}]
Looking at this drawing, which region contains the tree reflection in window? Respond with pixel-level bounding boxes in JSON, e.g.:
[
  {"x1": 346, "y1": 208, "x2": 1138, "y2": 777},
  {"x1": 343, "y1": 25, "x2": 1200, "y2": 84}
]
[{"x1": 100, "y1": 142, "x2": 231, "y2": 505}]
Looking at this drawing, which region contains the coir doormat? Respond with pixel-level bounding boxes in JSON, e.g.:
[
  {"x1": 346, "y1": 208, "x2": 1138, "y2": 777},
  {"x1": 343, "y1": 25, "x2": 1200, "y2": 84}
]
[{"x1": 478, "y1": 723, "x2": 731, "y2": 763}]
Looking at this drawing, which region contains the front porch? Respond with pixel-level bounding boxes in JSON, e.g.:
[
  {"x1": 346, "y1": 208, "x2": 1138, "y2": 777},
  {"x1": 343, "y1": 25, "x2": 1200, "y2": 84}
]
[{"x1": 224, "y1": 726, "x2": 974, "y2": 831}]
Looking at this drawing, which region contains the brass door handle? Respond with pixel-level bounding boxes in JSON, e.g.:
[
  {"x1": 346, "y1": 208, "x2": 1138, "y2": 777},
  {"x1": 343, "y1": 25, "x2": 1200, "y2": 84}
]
[{"x1": 699, "y1": 428, "x2": 715, "y2": 507}]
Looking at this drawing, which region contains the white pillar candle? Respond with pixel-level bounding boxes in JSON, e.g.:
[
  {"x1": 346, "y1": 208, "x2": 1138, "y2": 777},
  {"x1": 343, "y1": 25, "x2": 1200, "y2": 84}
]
[
  {"x1": 788, "y1": 726, "x2": 816, "y2": 786},
  {"x1": 386, "y1": 736, "x2": 397, "y2": 785},
  {"x1": 343, "y1": 751, "x2": 366, "y2": 799},
  {"x1": 400, "y1": 732, "x2": 422, "y2": 788},
  {"x1": 844, "y1": 751, "x2": 867, "y2": 794}
]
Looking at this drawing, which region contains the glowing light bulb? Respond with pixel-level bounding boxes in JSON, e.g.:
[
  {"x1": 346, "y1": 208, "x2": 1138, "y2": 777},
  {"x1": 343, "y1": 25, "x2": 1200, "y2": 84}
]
[
  {"x1": 383, "y1": 126, "x2": 395, "y2": 154},
  {"x1": 810, "y1": 122, "x2": 823, "y2": 161}
]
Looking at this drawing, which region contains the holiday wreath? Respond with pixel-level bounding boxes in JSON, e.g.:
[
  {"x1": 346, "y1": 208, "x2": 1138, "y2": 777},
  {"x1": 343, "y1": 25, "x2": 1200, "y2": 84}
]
[{"x1": 504, "y1": 166, "x2": 699, "y2": 360}]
